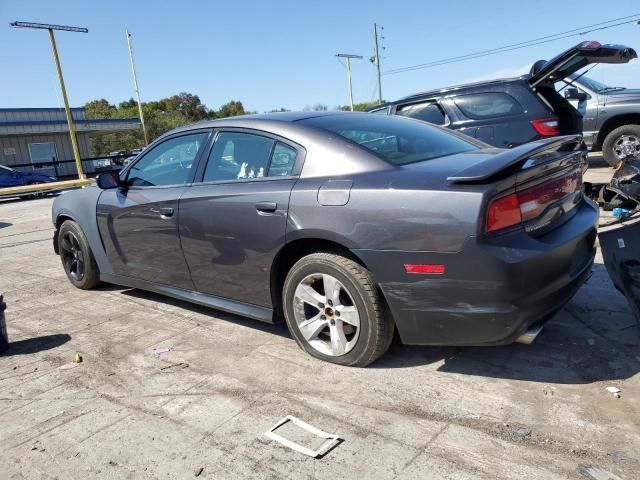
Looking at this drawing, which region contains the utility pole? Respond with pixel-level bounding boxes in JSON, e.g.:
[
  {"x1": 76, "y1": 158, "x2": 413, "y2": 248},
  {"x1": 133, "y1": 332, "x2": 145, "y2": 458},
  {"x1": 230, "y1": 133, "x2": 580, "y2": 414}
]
[
  {"x1": 126, "y1": 30, "x2": 149, "y2": 146},
  {"x1": 373, "y1": 23, "x2": 383, "y2": 104},
  {"x1": 10, "y1": 21, "x2": 88, "y2": 179},
  {"x1": 336, "y1": 53, "x2": 363, "y2": 111}
]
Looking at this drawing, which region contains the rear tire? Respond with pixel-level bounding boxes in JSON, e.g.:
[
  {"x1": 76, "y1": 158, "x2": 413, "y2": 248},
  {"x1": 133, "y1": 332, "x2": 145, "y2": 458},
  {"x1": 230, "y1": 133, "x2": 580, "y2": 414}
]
[
  {"x1": 602, "y1": 124, "x2": 640, "y2": 167},
  {"x1": 282, "y1": 252, "x2": 394, "y2": 367},
  {"x1": 58, "y1": 220, "x2": 101, "y2": 290}
]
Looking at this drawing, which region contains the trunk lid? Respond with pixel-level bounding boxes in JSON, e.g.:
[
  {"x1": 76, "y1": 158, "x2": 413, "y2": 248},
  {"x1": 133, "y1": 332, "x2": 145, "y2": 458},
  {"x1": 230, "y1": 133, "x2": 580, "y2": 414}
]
[
  {"x1": 528, "y1": 42, "x2": 637, "y2": 87},
  {"x1": 448, "y1": 136, "x2": 587, "y2": 235}
]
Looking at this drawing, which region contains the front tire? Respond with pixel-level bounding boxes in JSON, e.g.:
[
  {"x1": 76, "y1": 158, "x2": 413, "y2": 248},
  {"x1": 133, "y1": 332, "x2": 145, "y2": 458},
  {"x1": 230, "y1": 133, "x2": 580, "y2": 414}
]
[
  {"x1": 282, "y1": 252, "x2": 393, "y2": 367},
  {"x1": 58, "y1": 220, "x2": 101, "y2": 290},
  {"x1": 602, "y1": 124, "x2": 640, "y2": 167}
]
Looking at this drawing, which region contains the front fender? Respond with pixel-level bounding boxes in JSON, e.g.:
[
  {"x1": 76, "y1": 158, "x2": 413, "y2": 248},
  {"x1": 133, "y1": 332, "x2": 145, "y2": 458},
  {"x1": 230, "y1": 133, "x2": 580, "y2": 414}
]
[{"x1": 52, "y1": 186, "x2": 113, "y2": 275}]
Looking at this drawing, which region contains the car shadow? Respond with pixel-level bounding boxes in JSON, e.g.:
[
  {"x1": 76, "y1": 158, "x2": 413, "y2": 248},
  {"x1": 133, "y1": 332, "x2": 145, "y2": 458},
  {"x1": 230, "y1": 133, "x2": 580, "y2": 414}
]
[
  {"x1": 0, "y1": 222, "x2": 12, "y2": 229},
  {"x1": 1, "y1": 333, "x2": 71, "y2": 357},
  {"x1": 119, "y1": 288, "x2": 291, "y2": 339}
]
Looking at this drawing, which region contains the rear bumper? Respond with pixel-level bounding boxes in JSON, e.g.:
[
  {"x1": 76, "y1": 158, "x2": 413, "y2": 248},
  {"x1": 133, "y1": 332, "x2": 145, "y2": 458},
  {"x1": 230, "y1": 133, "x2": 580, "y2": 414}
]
[{"x1": 354, "y1": 199, "x2": 599, "y2": 346}]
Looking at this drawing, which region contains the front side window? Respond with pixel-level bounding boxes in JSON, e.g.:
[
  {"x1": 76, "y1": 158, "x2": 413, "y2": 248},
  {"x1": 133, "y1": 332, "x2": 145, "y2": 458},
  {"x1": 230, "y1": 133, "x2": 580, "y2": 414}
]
[
  {"x1": 203, "y1": 132, "x2": 297, "y2": 182},
  {"x1": 127, "y1": 132, "x2": 207, "y2": 187},
  {"x1": 454, "y1": 93, "x2": 524, "y2": 119},
  {"x1": 301, "y1": 114, "x2": 477, "y2": 166},
  {"x1": 396, "y1": 101, "x2": 447, "y2": 125},
  {"x1": 0, "y1": 166, "x2": 12, "y2": 177}
]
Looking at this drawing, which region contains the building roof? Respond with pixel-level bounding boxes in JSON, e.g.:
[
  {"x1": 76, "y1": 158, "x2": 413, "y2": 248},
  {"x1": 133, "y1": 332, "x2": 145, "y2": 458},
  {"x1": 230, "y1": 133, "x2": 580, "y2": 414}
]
[{"x1": 0, "y1": 107, "x2": 140, "y2": 136}]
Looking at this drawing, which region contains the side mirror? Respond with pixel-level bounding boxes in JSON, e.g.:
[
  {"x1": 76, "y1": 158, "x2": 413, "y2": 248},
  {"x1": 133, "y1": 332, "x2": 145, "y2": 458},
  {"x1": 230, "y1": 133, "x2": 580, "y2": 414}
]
[
  {"x1": 565, "y1": 88, "x2": 588, "y2": 101},
  {"x1": 96, "y1": 171, "x2": 124, "y2": 189}
]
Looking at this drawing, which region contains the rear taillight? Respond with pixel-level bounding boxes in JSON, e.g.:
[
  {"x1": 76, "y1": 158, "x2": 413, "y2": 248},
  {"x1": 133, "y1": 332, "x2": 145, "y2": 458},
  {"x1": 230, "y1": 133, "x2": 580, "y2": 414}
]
[
  {"x1": 518, "y1": 169, "x2": 582, "y2": 222},
  {"x1": 531, "y1": 117, "x2": 559, "y2": 137},
  {"x1": 486, "y1": 168, "x2": 582, "y2": 234},
  {"x1": 486, "y1": 194, "x2": 521, "y2": 233}
]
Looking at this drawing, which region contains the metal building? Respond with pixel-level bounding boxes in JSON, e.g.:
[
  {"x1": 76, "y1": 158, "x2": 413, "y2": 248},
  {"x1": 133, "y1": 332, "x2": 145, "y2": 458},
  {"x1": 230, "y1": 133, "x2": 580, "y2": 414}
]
[{"x1": 0, "y1": 108, "x2": 140, "y2": 178}]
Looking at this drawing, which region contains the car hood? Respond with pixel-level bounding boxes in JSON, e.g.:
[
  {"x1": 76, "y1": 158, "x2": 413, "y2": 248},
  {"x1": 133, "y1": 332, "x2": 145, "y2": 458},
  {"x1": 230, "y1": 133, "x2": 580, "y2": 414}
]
[{"x1": 602, "y1": 88, "x2": 640, "y2": 102}]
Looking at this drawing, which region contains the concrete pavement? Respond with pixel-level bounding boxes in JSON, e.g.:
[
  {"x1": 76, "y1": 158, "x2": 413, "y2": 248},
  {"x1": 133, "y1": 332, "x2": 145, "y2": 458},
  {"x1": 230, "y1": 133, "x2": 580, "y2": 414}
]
[{"x1": 0, "y1": 194, "x2": 638, "y2": 480}]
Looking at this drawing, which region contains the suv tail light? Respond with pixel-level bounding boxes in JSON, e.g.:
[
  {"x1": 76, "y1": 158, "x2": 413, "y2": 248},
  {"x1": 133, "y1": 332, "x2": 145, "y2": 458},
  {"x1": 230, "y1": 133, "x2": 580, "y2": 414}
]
[
  {"x1": 531, "y1": 117, "x2": 559, "y2": 137},
  {"x1": 577, "y1": 41, "x2": 601, "y2": 50},
  {"x1": 486, "y1": 168, "x2": 582, "y2": 233}
]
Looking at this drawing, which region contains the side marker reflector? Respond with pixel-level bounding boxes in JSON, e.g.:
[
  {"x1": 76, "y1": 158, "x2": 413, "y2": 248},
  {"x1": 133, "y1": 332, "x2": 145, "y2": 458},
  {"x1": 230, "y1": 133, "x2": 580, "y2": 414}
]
[{"x1": 404, "y1": 264, "x2": 446, "y2": 275}]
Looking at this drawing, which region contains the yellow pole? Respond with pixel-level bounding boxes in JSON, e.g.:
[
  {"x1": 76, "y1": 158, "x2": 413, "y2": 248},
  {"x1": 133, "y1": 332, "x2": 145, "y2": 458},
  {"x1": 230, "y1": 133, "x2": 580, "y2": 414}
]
[
  {"x1": 346, "y1": 56, "x2": 354, "y2": 112},
  {"x1": 48, "y1": 28, "x2": 85, "y2": 179}
]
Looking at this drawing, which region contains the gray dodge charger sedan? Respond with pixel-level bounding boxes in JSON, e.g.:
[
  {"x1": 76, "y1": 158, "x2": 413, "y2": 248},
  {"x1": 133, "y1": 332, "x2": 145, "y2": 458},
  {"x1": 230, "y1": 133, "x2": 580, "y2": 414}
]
[{"x1": 52, "y1": 112, "x2": 597, "y2": 366}]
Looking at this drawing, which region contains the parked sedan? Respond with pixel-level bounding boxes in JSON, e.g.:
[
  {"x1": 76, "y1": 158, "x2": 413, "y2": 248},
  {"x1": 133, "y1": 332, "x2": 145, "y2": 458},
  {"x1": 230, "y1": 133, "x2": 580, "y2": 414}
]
[
  {"x1": 52, "y1": 112, "x2": 597, "y2": 366},
  {"x1": 0, "y1": 164, "x2": 57, "y2": 194}
]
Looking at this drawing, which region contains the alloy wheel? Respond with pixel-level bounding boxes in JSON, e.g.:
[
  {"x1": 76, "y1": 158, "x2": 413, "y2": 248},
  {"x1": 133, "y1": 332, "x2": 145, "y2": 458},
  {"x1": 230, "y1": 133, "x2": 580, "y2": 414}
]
[
  {"x1": 292, "y1": 273, "x2": 360, "y2": 356},
  {"x1": 60, "y1": 231, "x2": 85, "y2": 281},
  {"x1": 613, "y1": 134, "x2": 640, "y2": 161}
]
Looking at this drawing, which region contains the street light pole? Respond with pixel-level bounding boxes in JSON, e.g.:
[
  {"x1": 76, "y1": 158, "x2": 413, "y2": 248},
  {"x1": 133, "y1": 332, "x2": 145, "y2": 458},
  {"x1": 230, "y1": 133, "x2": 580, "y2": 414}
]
[
  {"x1": 336, "y1": 53, "x2": 363, "y2": 111},
  {"x1": 126, "y1": 30, "x2": 149, "y2": 146},
  {"x1": 10, "y1": 21, "x2": 88, "y2": 179},
  {"x1": 373, "y1": 23, "x2": 383, "y2": 104}
]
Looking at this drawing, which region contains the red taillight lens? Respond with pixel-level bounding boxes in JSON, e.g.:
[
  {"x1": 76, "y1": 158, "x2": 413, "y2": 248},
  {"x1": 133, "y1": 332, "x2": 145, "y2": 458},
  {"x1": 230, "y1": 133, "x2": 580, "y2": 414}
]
[
  {"x1": 486, "y1": 168, "x2": 582, "y2": 233},
  {"x1": 518, "y1": 169, "x2": 582, "y2": 222},
  {"x1": 486, "y1": 193, "x2": 522, "y2": 233},
  {"x1": 577, "y1": 41, "x2": 601, "y2": 50},
  {"x1": 404, "y1": 264, "x2": 446, "y2": 275},
  {"x1": 531, "y1": 117, "x2": 559, "y2": 136}
]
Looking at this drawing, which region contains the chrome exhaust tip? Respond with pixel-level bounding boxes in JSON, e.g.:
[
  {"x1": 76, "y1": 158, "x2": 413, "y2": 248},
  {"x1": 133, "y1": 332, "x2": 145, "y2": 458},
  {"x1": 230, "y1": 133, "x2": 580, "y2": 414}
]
[{"x1": 516, "y1": 324, "x2": 544, "y2": 345}]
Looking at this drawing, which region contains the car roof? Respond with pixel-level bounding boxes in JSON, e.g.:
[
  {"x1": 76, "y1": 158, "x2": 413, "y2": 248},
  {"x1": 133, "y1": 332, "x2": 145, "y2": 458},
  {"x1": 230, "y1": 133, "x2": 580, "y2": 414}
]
[
  {"x1": 168, "y1": 110, "x2": 360, "y2": 134},
  {"x1": 396, "y1": 76, "x2": 527, "y2": 103}
]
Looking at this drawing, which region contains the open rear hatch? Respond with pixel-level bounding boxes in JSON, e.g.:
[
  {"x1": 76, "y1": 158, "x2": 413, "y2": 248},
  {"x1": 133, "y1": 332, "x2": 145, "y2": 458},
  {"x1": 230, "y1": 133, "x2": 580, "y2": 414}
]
[
  {"x1": 528, "y1": 41, "x2": 637, "y2": 137},
  {"x1": 449, "y1": 135, "x2": 587, "y2": 235},
  {"x1": 528, "y1": 41, "x2": 637, "y2": 87}
]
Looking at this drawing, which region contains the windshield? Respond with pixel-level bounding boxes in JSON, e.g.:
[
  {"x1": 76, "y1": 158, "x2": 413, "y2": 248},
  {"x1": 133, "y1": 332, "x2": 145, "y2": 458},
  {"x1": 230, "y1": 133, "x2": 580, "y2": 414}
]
[
  {"x1": 569, "y1": 74, "x2": 620, "y2": 93},
  {"x1": 301, "y1": 114, "x2": 478, "y2": 165}
]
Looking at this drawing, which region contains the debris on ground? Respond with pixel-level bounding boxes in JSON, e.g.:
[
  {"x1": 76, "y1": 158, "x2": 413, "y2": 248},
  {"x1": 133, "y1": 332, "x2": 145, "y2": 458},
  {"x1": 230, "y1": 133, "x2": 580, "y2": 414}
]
[
  {"x1": 74, "y1": 353, "x2": 83, "y2": 363},
  {"x1": 606, "y1": 386, "x2": 622, "y2": 398},
  {"x1": 154, "y1": 347, "x2": 171, "y2": 355},
  {"x1": 160, "y1": 362, "x2": 189, "y2": 372},
  {"x1": 578, "y1": 464, "x2": 624, "y2": 480},
  {"x1": 265, "y1": 415, "x2": 341, "y2": 458},
  {"x1": 59, "y1": 361, "x2": 78, "y2": 370},
  {"x1": 194, "y1": 466, "x2": 204, "y2": 477}
]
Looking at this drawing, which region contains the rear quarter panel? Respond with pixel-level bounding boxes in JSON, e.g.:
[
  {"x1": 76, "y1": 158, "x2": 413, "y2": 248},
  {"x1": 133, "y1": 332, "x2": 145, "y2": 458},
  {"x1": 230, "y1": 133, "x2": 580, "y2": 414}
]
[{"x1": 286, "y1": 169, "x2": 484, "y2": 253}]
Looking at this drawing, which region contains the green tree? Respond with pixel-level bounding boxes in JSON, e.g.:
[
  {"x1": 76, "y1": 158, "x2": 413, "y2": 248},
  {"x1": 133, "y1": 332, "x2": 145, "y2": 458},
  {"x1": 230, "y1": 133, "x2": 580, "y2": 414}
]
[
  {"x1": 338, "y1": 101, "x2": 384, "y2": 112},
  {"x1": 85, "y1": 93, "x2": 216, "y2": 156},
  {"x1": 217, "y1": 100, "x2": 248, "y2": 118}
]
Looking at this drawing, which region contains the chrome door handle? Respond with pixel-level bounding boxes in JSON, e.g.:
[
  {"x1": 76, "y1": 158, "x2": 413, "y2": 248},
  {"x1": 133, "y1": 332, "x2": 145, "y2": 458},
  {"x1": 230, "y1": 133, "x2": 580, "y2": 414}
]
[
  {"x1": 150, "y1": 207, "x2": 174, "y2": 217},
  {"x1": 255, "y1": 201, "x2": 277, "y2": 213}
]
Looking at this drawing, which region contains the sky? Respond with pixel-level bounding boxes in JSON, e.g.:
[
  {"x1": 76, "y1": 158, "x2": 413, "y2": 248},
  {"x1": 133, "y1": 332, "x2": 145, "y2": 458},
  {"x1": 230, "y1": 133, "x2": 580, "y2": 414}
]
[{"x1": 1, "y1": 1, "x2": 639, "y2": 113}]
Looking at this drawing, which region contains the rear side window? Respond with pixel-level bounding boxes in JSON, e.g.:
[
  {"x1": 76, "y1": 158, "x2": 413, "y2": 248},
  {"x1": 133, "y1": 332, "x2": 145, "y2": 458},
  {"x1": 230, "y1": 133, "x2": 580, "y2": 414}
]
[
  {"x1": 454, "y1": 93, "x2": 523, "y2": 119},
  {"x1": 301, "y1": 114, "x2": 477, "y2": 166},
  {"x1": 396, "y1": 101, "x2": 447, "y2": 125},
  {"x1": 369, "y1": 106, "x2": 390, "y2": 115},
  {"x1": 203, "y1": 132, "x2": 298, "y2": 182}
]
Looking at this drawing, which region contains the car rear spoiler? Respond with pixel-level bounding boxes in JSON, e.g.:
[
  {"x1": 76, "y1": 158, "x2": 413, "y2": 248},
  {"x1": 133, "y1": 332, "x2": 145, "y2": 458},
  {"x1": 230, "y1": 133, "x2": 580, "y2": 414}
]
[{"x1": 447, "y1": 135, "x2": 584, "y2": 183}]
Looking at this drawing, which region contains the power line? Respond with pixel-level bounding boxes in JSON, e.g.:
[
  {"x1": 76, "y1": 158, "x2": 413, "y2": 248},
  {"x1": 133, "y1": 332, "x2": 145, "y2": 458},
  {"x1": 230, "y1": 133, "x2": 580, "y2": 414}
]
[{"x1": 384, "y1": 14, "x2": 640, "y2": 75}]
